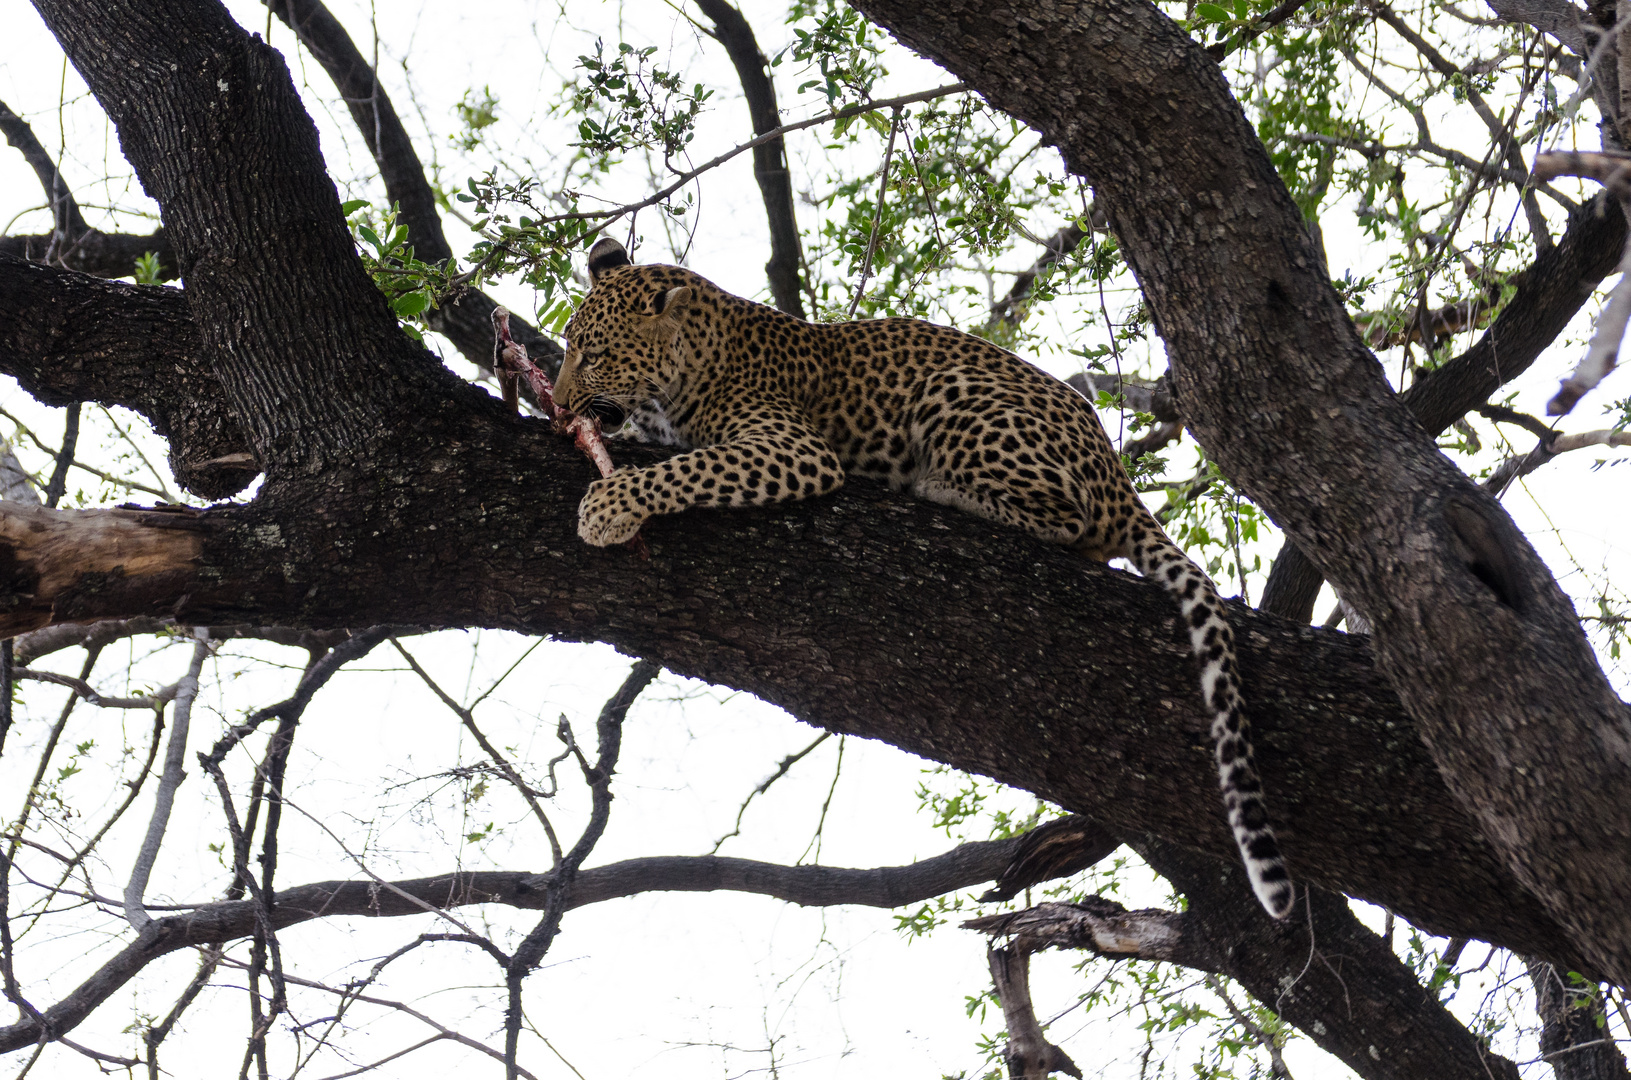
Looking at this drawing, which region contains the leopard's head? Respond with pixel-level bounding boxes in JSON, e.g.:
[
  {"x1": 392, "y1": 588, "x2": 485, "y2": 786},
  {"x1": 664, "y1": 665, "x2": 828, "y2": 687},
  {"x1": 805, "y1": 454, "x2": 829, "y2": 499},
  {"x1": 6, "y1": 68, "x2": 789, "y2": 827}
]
[{"x1": 556, "y1": 237, "x2": 695, "y2": 428}]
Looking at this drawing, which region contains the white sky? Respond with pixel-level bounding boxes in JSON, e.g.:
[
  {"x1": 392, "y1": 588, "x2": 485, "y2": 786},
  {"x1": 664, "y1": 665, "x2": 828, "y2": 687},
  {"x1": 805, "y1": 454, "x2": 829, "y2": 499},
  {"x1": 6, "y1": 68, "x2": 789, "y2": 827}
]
[{"x1": 0, "y1": 1, "x2": 1627, "y2": 1078}]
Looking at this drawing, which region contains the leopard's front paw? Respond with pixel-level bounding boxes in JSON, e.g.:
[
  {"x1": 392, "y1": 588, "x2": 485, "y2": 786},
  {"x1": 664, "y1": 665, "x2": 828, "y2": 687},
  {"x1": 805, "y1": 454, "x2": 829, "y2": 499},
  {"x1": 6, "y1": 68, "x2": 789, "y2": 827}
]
[{"x1": 577, "y1": 478, "x2": 648, "y2": 547}]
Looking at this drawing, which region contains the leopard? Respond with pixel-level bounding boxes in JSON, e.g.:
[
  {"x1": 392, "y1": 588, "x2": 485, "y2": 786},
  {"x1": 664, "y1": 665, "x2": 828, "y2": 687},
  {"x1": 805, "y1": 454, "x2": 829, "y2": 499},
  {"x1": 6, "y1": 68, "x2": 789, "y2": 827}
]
[{"x1": 554, "y1": 236, "x2": 1293, "y2": 918}]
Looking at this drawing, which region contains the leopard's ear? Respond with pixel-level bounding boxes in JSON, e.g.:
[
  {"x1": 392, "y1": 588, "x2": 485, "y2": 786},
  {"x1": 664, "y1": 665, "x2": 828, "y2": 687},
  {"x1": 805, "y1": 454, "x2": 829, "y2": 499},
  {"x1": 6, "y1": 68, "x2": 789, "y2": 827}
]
[
  {"x1": 587, "y1": 237, "x2": 633, "y2": 284},
  {"x1": 651, "y1": 285, "x2": 693, "y2": 318}
]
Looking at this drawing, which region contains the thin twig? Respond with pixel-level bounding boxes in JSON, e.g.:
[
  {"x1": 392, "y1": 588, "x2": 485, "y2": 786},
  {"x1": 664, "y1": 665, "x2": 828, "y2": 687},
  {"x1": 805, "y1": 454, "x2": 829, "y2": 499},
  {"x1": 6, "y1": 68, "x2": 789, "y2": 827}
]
[
  {"x1": 211, "y1": 956, "x2": 546, "y2": 1080},
  {"x1": 502, "y1": 660, "x2": 658, "y2": 1079},
  {"x1": 849, "y1": 107, "x2": 902, "y2": 318},
  {"x1": 123, "y1": 632, "x2": 210, "y2": 930},
  {"x1": 391, "y1": 638, "x2": 564, "y2": 863},
  {"x1": 710, "y1": 731, "x2": 832, "y2": 854}
]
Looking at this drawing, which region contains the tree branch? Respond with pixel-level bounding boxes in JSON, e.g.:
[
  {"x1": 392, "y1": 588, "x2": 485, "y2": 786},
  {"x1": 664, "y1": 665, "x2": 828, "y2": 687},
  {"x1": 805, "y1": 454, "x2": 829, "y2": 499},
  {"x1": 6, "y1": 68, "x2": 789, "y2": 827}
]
[
  {"x1": 0, "y1": 837, "x2": 1026, "y2": 1053},
  {"x1": 0, "y1": 97, "x2": 177, "y2": 280},
  {"x1": 0, "y1": 254, "x2": 255, "y2": 498},
  {"x1": 1262, "y1": 190, "x2": 1628, "y2": 621},
  {"x1": 0, "y1": 478, "x2": 1590, "y2": 973},
  {"x1": 987, "y1": 945, "x2": 1081, "y2": 1079},
  {"x1": 695, "y1": 0, "x2": 806, "y2": 317}
]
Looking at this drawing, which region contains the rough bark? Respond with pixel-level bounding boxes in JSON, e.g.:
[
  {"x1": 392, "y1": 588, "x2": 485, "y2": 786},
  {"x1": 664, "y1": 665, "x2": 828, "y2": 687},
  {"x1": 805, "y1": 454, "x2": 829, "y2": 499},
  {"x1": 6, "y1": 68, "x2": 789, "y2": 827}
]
[
  {"x1": 0, "y1": 254, "x2": 255, "y2": 498},
  {"x1": 849, "y1": 0, "x2": 1631, "y2": 987},
  {"x1": 988, "y1": 946, "x2": 1081, "y2": 1079},
  {"x1": 34, "y1": 0, "x2": 450, "y2": 477},
  {"x1": 1262, "y1": 192, "x2": 1629, "y2": 621}
]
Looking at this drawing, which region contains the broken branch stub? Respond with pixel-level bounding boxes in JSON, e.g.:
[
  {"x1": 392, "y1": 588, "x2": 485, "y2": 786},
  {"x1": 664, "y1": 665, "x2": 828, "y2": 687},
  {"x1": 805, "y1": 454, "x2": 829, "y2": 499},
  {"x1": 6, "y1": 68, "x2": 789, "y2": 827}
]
[{"x1": 0, "y1": 502, "x2": 202, "y2": 636}]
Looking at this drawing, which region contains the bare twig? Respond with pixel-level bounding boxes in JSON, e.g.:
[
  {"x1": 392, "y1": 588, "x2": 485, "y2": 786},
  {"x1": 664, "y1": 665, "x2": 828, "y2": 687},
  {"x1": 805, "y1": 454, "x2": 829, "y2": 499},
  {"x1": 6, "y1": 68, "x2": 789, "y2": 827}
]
[
  {"x1": 122, "y1": 631, "x2": 210, "y2": 930},
  {"x1": 5, "y1": 648, "x2": 101, "y2": 861},
  {"x1": 1205, "y1": 975, "x2": 1293, "y2": 1078},
  {"x1": 216, "y1": 957, "x2": 544, "y2": 1080},
  {"x1": 1374, "y1": 3, "x2": 1553, "y2": 244},
  {"x1": 143, "y1": 946, "x2": 221, "y2": 1079},
  {"x1": 0, "y1": 407, "x2": 171, "y2": 500},
  {"x1": 502, "y1": 660, "x2": 658, "y2": 1078},
  {"x1": 849, "y1": 108, "x2": 903, "y2": 318},
  {"x1": 15, "y1": 667, "x2": 181, "y2": 710},
  {"x1": 391, "y1": 638, "x2": 564, "y2": 863},
  {"x1": 262, "y1": 0, "x2": 564, "y2": 371},
  {"x1": 710, "y1": 731, "x2": 832, "y2": 853}
]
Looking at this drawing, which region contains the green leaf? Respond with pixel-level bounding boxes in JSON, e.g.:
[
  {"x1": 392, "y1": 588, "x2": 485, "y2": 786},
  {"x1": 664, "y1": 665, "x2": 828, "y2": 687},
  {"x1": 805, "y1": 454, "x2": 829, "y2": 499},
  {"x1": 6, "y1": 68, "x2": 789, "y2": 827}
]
[
  {"x1": 1195, "y1": 2, "x2": 1229, "y2": 22},
  {"x1": 392, "y1": 291, "x2": 431, "y2": 317},
  {"x1": 1234, "y1": 0, "x2": 1249, "y2": 18},
  {"x1": 340, "y1": 198, "x2": 369, "y2": 215},
  {"x1": 358, "y1": 225, "x2": 382, "y2": 252}
]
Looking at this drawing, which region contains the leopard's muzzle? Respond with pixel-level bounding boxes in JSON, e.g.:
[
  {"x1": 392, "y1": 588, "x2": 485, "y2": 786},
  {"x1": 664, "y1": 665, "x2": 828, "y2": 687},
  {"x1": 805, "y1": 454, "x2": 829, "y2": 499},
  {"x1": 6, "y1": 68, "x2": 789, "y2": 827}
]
[{"x1": 585, "y1": 397, "x2": 629, "y2": 427}]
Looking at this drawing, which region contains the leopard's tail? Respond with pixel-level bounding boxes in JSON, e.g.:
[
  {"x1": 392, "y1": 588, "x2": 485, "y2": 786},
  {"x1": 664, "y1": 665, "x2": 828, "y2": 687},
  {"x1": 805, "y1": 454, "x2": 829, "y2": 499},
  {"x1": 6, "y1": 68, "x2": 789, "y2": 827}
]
[{"x1": 1128, "y1": 524, "x2": 1294, "y2": 919}]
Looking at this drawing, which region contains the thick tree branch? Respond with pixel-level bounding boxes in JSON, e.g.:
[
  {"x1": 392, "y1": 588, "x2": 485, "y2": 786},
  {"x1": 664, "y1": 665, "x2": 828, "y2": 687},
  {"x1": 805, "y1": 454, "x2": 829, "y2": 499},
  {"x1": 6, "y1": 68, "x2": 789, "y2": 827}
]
[
  {"x1": 0, "y1": 475, "x2": 1591, "y2": 976},
  {"x1": 0, "y1": 255, "x2": 253, "y2": 498},
  {"x1": 6, "y1": 0, "x2": 1619, "y2": 1005},
  {"x1": 848, "y1": 0, "x2": 1631, "y2": 985},
  {"x1": 1262, "y1": 192, "x2": 1626, "y2": 620},
  {"x1": 35, "y1": 0, "x2": 456, "y2": 477}
]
